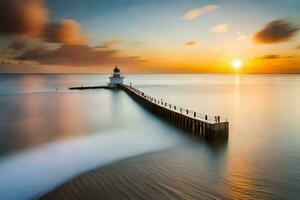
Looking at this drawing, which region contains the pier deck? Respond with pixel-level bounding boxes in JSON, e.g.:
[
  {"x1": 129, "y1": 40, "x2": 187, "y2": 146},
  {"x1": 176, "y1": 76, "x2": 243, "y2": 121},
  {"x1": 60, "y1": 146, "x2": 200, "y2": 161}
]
[
  {"x1": 69, "y1": 84, "x2": 229, "y2": 139},
  {"x1": 69, "y1": 86, "x2": 111, "y2": 90},
  {"x1": 120, "y1": 84, "x2": 229, "y2": 139}
]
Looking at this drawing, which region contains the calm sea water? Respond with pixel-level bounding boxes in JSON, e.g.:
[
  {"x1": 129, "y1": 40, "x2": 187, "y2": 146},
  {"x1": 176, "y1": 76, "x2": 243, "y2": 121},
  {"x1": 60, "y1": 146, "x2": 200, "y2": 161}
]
[{"x1": 0, "y1": 74, "x2": 300, "y2": 199}]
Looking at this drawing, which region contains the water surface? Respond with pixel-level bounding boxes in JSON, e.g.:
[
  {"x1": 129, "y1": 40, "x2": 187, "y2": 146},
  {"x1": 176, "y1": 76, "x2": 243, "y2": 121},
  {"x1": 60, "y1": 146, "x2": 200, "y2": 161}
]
[{"x1": 0, "y1": 74, "x2": 299, "y2": 199}]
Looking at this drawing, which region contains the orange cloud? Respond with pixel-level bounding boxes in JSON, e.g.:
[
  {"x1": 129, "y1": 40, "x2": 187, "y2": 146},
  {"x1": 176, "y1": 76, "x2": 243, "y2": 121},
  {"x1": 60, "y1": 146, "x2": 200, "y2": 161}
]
[
  {"x1": 257, "y1": 55, "x2": 280, "y2": 60},
  {"x1": 95, "y1": 39, "x2": 123, "y2": 49},
  {"x1": 257, "y1": 54, "x2": 294, "y2": 60},
  {"x1": 185, "y1": 41, "x2": 198, "y2": 46},
  {"x1": 183, "y1": 5, "x2": 219, "y2": 20},
  {"x1": 253, "y1": 20, "x2": 299, "y2": 44},
  {"x1": 0, "y1": 0, "x2": 48, "y2": 37},
  {"x1": 210, "y1": 23, "x2": 228, "y2": 33},
  {"x1": 16, "y1": 45, "x2": 145, "y2": 66},
  {"x1": 45, "y1": 20, "x2": 88, "y2": 44},
  {"x1": 0, "y1": 0, "x2": 87, "y2": 45}
]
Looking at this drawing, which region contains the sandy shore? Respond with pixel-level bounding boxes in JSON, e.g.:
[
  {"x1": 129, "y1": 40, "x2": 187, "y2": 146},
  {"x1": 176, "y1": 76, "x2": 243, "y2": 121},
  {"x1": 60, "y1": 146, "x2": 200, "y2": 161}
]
[
  {"x1": 41, "y1": 151, "x2": 179, "y2": 200},
  {"x1": 40, "y1": 145, "x2": 228, "y2": 200}
]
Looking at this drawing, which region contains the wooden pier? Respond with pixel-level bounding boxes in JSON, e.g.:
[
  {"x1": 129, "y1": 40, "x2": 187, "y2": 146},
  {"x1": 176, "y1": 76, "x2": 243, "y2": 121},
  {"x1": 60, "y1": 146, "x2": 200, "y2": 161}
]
[
  {"x1": 119, "y1": 84, "x2": 229, "y2": 140},
  {"x1": 69, "y1": 86, "x2": 111, "y2": 90},
  {"x1": 69, "y1": 84, "x2": 229, "y2": 140}
]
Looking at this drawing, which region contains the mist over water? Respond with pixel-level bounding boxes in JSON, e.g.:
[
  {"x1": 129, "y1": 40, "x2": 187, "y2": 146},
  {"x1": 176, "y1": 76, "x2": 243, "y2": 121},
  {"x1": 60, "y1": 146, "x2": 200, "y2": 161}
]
[
  {"x1": 0, "y1": 129, "x2": 185, "y2": 200},
  {"x1": 0, "y1": 74, "x2": 300, "y2": 199}
]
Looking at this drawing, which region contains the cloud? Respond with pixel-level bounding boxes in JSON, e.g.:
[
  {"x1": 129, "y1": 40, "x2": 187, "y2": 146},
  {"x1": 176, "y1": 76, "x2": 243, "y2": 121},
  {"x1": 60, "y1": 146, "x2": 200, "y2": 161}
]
[
  {"x1": 257, "y1": 54, "x2": 294, "y2": 60},
  {"x1": 95, "y1": 39, "x2": 123, "y2": 48},
  {"x1": 236, "y1": 35, "x2": 247, "y2": 41},
  {"x1": 183, "y1": 5, "x2": 219, "y2": 20},
  {"x1": 235, "y1": 32, "x2": 248, "y2": 41},
  {"x1": 8, "y1": 39, "x2": 29, "y2": 50},
  {"x1": 253, "y1": 20, "x2": 299, "y2": 44},
  {"x1": 130, "y1": 42, "x2": 143, "y2": 45},
  {"x1": 257, "y1": 55, "x2": 280, "y2": 60},
  {"x1": 210, "y1": 23, "x2": 228, "y2": 33},
  {"x1": 45, "y1": 19, "x2": 88, "y2": 44},
  {"x1": 296, "y1": 45, "x2": 300, "y2": 50},
  {"x1": 0, "y1": 0, "x2": 87, "y2": 45},
  {"x1": 0, "y1": 0, "x2": 48, "y2": 37},
  {"x1": 185, "y1": 41, "x2": 198, "y2": 46},
  {"x1": 284, "y1": 56, "x2": 294, "y2": 59},
  {"x1": 16, "y1": 45, "x2": 145, "y2": 66}
]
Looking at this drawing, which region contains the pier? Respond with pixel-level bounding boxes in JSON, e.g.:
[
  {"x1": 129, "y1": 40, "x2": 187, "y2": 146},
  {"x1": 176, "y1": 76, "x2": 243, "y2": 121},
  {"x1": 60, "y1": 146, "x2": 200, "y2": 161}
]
[
  {"x1": 69, "y1": 86, "x2": 110, "y2": 90},
  {"x1": 70, "y1": 83, "x2": 229, "y2": 140},
  {"x1": 120, "y1": 84, "x2": 229, "y2": 140},
  {"x1": 69, "y1": 66, "x2": 229, "y2": 140}
]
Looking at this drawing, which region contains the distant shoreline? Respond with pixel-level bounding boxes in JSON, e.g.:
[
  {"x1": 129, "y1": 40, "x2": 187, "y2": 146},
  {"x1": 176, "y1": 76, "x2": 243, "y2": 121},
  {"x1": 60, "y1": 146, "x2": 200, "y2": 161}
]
[{"x1": 1, "y1": 72, "x2": 300, "y2": 75}]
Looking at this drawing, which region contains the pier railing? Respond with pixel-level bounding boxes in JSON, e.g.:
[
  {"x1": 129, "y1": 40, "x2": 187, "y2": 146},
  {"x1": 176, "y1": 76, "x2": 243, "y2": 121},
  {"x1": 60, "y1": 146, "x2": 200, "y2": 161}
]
[
  {"x1": 69, "y1": 83, "x2": 229, "y2": 139},
  {"x1": 122, "y1": 84, "x2": 227, "y2": 124}
]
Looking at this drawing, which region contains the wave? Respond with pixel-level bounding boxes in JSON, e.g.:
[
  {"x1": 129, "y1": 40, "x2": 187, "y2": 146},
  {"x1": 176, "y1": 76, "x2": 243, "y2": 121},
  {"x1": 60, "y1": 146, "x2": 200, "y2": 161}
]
[{"x1": 0, "y1": 129, "x2": 184, "y2": 200}]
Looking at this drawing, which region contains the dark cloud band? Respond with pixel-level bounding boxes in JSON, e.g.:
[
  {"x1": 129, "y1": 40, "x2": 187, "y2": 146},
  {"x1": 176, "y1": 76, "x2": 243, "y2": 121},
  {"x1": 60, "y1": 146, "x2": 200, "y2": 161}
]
[{"x1": 16, "y1": 45, "x2": 144, "y2": 66}]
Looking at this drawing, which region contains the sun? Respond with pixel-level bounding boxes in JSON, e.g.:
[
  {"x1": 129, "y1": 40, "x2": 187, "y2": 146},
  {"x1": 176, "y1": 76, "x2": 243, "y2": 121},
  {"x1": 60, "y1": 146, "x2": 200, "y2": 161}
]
[{"x1": 232, "y1": 59, "x2": 242, "y2": 69}]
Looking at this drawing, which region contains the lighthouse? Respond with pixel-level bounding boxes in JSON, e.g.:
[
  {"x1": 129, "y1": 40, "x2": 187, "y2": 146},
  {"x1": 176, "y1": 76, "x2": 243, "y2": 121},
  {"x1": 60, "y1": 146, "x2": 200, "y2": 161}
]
[{"x1": 108, "y1": 66, "x2": 124, "y2": 87}]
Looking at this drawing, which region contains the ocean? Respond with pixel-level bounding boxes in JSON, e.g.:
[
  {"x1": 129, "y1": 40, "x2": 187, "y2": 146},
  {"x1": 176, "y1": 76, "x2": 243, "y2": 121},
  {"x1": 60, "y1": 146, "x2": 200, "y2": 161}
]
[{"x1": 0, "y1": 74, "x2": 300, "y2": 199}]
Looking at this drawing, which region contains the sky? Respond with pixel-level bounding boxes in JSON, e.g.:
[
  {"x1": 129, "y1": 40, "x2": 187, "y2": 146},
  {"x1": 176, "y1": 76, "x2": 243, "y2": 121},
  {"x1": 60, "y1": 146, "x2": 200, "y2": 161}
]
[{"x1": 0, "y1": 0, "x2": 299, "y2": 73}]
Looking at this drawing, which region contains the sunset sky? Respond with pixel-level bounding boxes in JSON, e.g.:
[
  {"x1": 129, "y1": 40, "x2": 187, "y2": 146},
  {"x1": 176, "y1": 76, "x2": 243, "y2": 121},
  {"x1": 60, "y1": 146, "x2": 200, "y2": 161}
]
[{"x1": 0, "y1": 0, "x2": 299, "y2": 73}]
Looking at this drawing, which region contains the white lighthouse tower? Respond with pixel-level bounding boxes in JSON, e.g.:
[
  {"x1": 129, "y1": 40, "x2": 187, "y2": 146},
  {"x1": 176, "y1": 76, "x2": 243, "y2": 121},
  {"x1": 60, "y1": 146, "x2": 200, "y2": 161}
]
[{"x1": 108, "y1": 66, "x2": 124, "y2": 87}]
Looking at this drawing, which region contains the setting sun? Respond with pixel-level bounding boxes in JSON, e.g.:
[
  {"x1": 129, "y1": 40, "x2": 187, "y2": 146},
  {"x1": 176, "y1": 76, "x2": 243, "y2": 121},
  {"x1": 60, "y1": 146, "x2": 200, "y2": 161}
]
[{"x1": 232, "y1": 59, "x2": 242, "y2": 69}]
